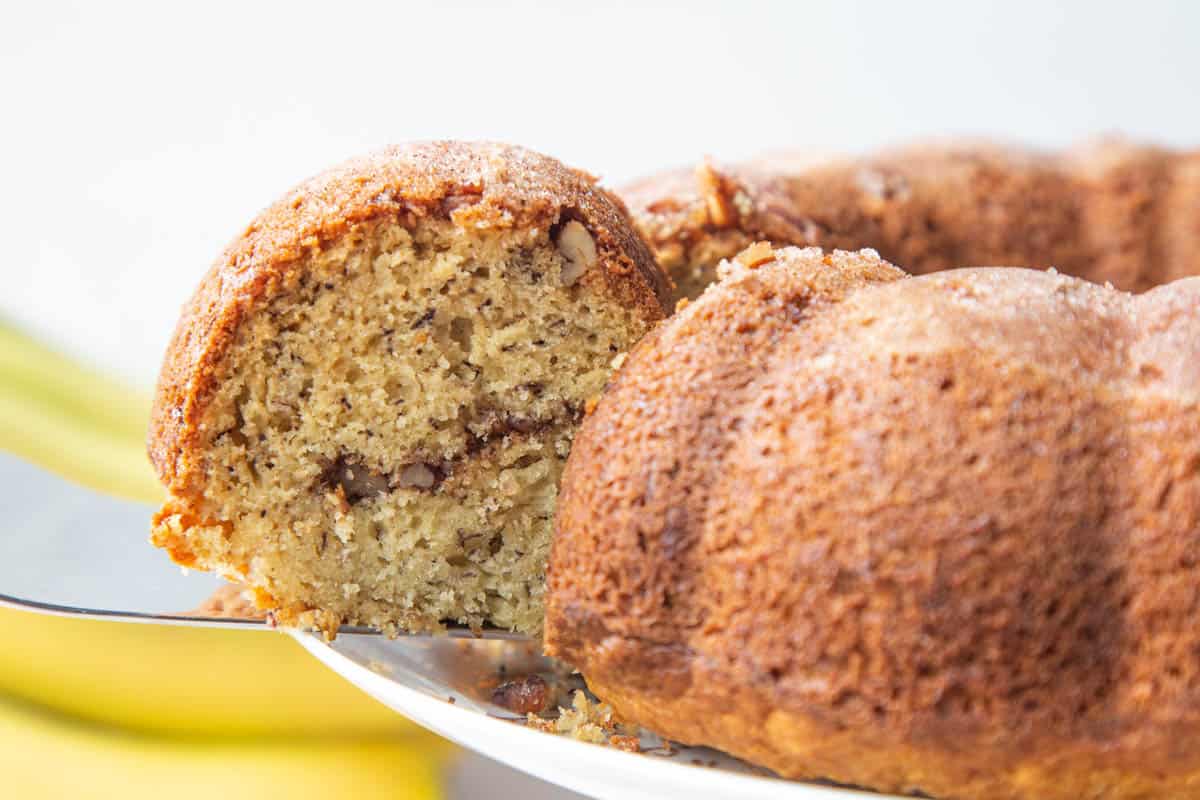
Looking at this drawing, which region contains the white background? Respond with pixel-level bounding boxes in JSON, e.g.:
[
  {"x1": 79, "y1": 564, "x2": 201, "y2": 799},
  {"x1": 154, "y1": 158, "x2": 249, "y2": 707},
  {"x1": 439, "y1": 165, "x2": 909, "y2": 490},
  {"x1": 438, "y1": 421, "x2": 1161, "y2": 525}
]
[
  {"x1": 1, "y1": 3, "x2": 1195, "y2": 797},
  {"x1": 2, "y1": 0, "x2": 1197, "y2": 387}
]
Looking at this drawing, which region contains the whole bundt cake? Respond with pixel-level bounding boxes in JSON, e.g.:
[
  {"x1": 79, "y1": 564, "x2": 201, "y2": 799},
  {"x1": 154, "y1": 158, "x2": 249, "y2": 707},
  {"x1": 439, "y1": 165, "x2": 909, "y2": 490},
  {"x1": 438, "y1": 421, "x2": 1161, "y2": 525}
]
[
  {"x1": 622, "y1": 140, "x2": 1200, "y2": 303},
  {"x1": 149, "y1": 141, "x2": 670, "y2": 636},
  {"x1": 545, "y1": 244, "x2": 1200, "y2": 799}
]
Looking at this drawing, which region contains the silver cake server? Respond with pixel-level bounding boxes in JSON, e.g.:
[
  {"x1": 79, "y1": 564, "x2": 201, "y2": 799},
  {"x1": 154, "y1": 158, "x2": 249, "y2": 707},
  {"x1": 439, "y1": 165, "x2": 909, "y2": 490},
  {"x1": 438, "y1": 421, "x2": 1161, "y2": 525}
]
[{"x1": 0, "y1": 451, "x2": 523, "y2": 639}]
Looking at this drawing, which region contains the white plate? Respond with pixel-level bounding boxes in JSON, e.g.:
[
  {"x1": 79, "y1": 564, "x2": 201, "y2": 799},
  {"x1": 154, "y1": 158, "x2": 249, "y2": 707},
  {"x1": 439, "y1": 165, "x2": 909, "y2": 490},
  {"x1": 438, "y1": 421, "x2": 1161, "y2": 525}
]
[{"x1": 295, "y1": 632, "x2": 888, "y2": 800}]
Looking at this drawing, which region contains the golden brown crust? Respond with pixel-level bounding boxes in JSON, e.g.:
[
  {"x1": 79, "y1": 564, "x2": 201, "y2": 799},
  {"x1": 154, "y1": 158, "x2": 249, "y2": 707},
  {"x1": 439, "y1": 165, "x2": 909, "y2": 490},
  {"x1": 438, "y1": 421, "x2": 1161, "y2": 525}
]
[
  {"x1": 148, "y1": 141, "x2": 671, "y2": 497},
  {"x1": 546, "y1": 245, "x2": 1200, "y2": 799},
  {"x1": 622, "y1": 140, "x2": 1200, "y2": 302}
]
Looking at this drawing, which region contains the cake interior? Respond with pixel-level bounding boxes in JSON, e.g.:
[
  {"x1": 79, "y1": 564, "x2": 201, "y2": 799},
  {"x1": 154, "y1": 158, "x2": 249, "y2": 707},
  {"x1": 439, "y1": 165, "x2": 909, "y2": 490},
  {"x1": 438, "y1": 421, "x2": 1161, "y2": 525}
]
[{"x1": 159, "y1": 217, "x2": 647, "y2": 634}]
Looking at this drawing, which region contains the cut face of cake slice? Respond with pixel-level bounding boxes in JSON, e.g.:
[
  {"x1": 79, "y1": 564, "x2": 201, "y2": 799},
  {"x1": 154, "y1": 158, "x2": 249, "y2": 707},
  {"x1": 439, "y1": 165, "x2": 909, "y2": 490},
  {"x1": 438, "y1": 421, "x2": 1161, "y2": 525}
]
[{"x1": 149, "y1": 142, "x2": 670, "y2": 636}]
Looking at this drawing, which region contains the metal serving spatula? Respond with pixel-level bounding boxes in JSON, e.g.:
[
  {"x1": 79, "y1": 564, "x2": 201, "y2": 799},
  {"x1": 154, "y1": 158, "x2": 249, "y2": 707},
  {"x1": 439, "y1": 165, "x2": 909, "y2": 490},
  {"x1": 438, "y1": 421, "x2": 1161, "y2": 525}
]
[{"x1": 0, "y1": 451, "x2": 522, "y2": 639}]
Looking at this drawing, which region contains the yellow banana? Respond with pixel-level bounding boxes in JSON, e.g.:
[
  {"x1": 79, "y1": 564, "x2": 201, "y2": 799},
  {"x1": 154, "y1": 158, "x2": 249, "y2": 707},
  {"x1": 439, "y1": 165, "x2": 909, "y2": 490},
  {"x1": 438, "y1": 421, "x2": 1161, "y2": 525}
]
[
  {"x1": 0, "y1": 692, "x2": 448, "y2": 800},
  {"x1": 0, "y1": 607, "x2": 421, "y2": 737},
  {"x1": 0, "y1": 388, "x2": 162, "y2": 504},
  {"x1": 0, "y1": 323, "x2": 148, "y2": 442},
  {"x1": 0, "y1": 321, "x2": 161, "y2": 504}
]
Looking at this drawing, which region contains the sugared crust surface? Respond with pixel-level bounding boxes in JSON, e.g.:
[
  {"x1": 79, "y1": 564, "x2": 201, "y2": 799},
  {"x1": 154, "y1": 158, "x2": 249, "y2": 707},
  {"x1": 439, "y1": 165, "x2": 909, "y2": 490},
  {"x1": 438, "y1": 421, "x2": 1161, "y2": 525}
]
[
  {"x1": 623, "y1": 140, "x2": 1200, "y2": 301},
  {"x1": 546, "y1": 245, "x2": 1200, "y2": 799},
  {"x1": 149, "y1": 141, "x2": 670, "y2": 496}
]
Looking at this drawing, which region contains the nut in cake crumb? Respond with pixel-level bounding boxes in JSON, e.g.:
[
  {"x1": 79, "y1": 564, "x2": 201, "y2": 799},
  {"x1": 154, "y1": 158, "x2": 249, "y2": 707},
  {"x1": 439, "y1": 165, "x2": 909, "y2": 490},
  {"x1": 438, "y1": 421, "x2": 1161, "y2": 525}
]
[
  {"x1": 491, "y1": 674, "x2": 550, "y2": 714},
  {"x1": 397, "y1": 462, "x2": 437, "y2": 489},
  {"x1": 695, "y1": 161, "x2": 734, "y2": 228},
  {"x1": 557, "y1": 220, "x2": 598, "y2": 286}
]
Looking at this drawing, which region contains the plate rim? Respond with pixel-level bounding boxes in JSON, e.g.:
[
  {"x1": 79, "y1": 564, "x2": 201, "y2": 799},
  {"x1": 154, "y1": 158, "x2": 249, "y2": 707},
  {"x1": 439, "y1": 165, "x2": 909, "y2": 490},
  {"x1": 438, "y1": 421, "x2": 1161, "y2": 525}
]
[{"x1": 293, "y1": 631, "x2": 883, "y2": 800}]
